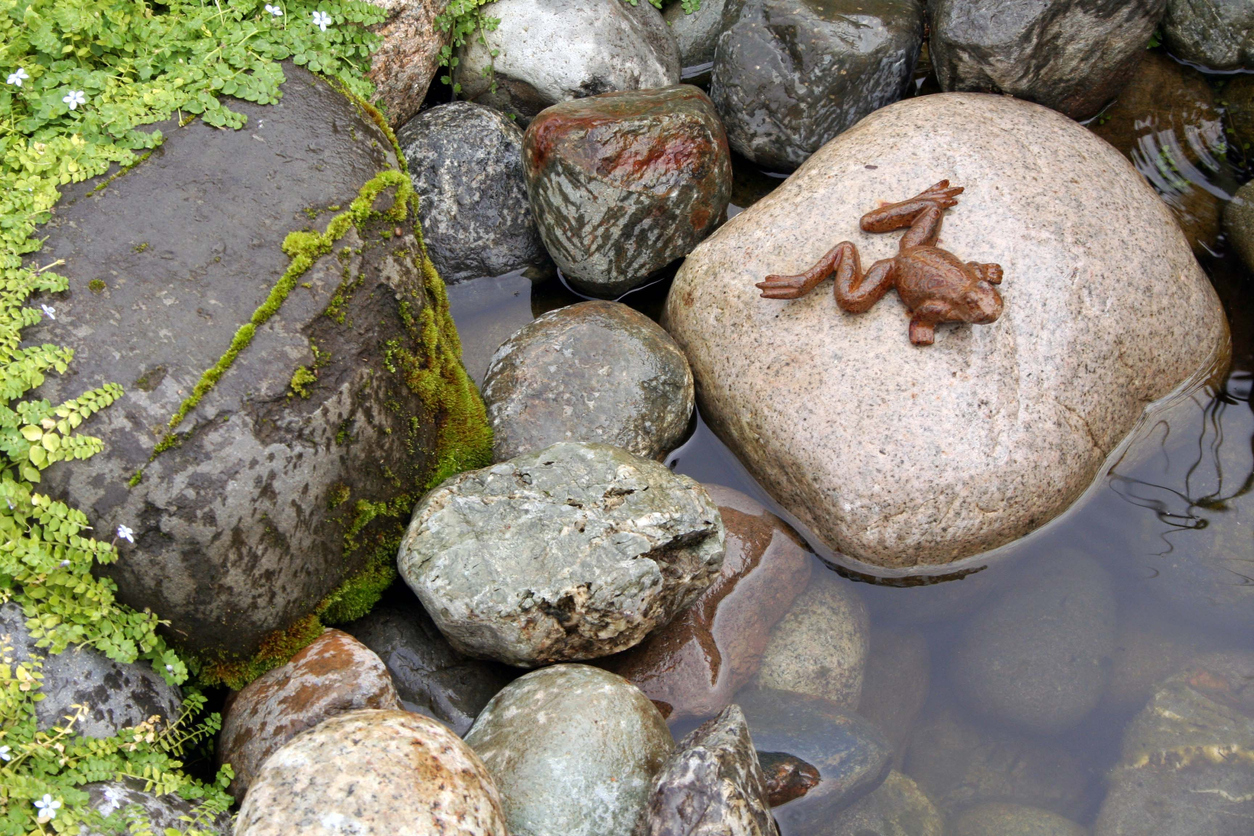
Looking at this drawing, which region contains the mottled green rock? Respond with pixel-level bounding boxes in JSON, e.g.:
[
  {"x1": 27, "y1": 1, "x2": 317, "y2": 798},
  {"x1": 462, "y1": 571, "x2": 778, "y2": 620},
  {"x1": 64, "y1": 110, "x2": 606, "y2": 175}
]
[
  {"x1": 1164, "y1": 0, "x2": 1254, "y2": 70},
  {"x1": 823, "y1": 771, "x2": 944, "y2": 836},
  {"x1": 951, "y1": 803, "x2": 1087, "y2": 836}
]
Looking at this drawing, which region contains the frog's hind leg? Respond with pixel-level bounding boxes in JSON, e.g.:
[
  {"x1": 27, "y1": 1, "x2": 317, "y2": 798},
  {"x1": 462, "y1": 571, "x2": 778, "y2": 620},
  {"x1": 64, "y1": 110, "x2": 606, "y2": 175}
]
[
  {"x1": 968, "y1": 262, "x2": 1003, "y2": 284},
  {"x1": 835, "y1": 256, "x2": 895, "y2": 314},
  {"x1": 758, "y1": 241, "x2": 857, "y2": 300},
  {"x1": 861, "y1": 180, "x2": 965, "y2": 248}
]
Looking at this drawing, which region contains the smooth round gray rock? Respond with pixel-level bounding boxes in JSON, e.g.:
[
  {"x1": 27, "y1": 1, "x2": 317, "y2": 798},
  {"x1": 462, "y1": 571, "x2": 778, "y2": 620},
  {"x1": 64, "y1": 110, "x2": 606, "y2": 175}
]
[
  {"x1": 344, "y1": 598, "x2": 514, "y2": 736},
  {"x1": 1163, "y1": 0, "x2": 1254, "y2": 70},
  {"x1": 482, "y1": 301, "x2": 694, "y2": 462},
  {"x1": 1224, "y1": 179, "x2": 1254, "y2": 274},
  {"x1": 951, "y1": 802, "x2": 1087, "y2": 836},
  {"x1": 80, "y1": 779, "x2": 229, "y2": 835},
  {"x1": 664, "y1": 0, "x2": 730, "y2": 68},
  {"x1": 950, "y1": 552, "x2": 1116, "y2": 734},
  {"x1": 466, "y1": 665, "x2": 674, "y2": 836},
  {"x1": 753, "y1": 570, "x2": 870, "y2": 707},
  {"x1": 1, "y1": 602, "x2": 181, "y2": 739},
  {"x1": 930, "y1": 0, "x2": 1163, "y2": 120},
  {"x1": 397, "y1": 102, "x2": 547, "y2": 283},
  {"x1": 824, "y1": 771, "x2": 944, "y2": 836},
  {"x1": 454, "y1": 0, "x2": 680, "y2": 124},
  {"x1": 710, "y1": 0, "x2": 924, "y2": 172},
  {"x1": 639, "y1": 704, "x2": 776, "y2": 836},
  {"x1": 237, "y1": 709, "x2": 508, "y2": 835},
  {"x1": 398, "y1": 442, "x2": 726, "y2": 667},
  {"x1": 662, "y1": 93, "x2": 1229, "y2": 572}
]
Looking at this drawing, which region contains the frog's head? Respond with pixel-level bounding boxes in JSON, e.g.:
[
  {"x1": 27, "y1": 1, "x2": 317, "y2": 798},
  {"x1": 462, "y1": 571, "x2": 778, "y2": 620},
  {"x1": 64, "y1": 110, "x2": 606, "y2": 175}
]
[{"x1": 962, "y1": 281, "x2": 1003, "y2": 324}]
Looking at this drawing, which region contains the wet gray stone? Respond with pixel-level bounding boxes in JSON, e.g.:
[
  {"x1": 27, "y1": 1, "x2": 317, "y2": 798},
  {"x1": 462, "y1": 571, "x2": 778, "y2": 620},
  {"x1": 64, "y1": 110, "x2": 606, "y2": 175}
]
[
  {"x1": 753, "y1": 570, "x2": 869, "y2": 707},
  {"x1": 858, "y1": 630, "x2": 930, "y2": 770},
  {"x1": 951, "y1": 802, "x2": 1087, "y2": 836},
  {"x1": 950, "y1": 552, "x2": 1116, "y2": 735},
  {"x1": 1225, "y1": 75, "x2": 1254, "y2": 154},
  {"x1": 397, "y1": 102, "x2": 547, "y2": 283},
  {"x1": 237, "y1": 709, "x2": 508, "y2": 835},
  {"x1": 25, "y1": 64, "x2": 485, "y2": 660},
  {"x1": 524, "y1": 86, "x2": 731, "y2": 297},
  {"x1": 639, "y1": 705, "x2": 777, "y2": 836},
  {"x1": 454, "y1": 0, "x2": 680, "y2": 124},
  {"x1": 930, "y1": 0, "x2": 1163, "y2": 121},
  {"x1": 1163, "y1": 0, "x2": 1254, "y2": 71},
  {"x1": 1, "y1": 602, "x2": 181, "y2": 739},
  {"x1": 664, "y1": 0, "x2": 730, "y2": 68},
  {"x1": 398, "y1": 442, "x2": 725, "y2": 667},
  {"x1": 710, "y1": 0, "x2": 924, "y2": 171},
  {"x1": 344, "y1": 598, "x2": 514, "y2": 736},
  {"x1": 824, "y1": 771, "x2": 944, "y2": 836},
  {"x1": 466, "y1": 665, "x2": 674, "y2": 836},
  {"x1": 79, "y1": 779, "x2": 230, "y2": 835},
  {"x1": 1095, "y1": 652, "x2": 1254, "y2": 836},
  {"x1": 1224, "y1": 179, "x2": 1254, "y2": 275},
  {"x1": 482, "y1": 301, "x2": 695, "y2": 462},
  {"x1": 737, "y1": 688, "x2": 892, "y2": 835}
]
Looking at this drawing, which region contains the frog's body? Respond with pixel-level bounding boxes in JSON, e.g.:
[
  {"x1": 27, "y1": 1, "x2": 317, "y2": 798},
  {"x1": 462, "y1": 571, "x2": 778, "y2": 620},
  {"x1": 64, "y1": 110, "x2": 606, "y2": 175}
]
[{"x1": 756, "y1": 180, "x2": 1004, "y2": 345}]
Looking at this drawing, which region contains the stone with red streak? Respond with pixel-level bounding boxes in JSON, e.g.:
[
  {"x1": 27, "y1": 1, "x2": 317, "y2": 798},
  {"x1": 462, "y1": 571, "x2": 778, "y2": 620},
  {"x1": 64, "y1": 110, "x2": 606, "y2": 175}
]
[
  {"x1": 524, "y1": 85, "x2": 732, "y2": 297},
  {"x1": 364, "y1": 0, "x2": 450, "y2": 128},
  {"x1": 218, "y1": 628, "x2": 400, "y2": 799},
  {"x1": 602, "y1": 485, "x2": 811, "y2": 722}
]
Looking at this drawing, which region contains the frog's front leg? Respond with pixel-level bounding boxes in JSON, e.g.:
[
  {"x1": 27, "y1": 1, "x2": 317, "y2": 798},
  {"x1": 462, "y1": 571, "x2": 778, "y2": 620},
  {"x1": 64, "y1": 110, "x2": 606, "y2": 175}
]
[
  {"x1": 861, "y1": 180, "x2": 965, "y2": 249},
  {"x1": 758, "y1": 241, "x2": 858, "y2": 300},
  {"x1": 967, "y1": 262, "x2": 1003, "y2": 284},
  {"x1": 906, "y1": 299, "x2": 959, "y2": 346}
]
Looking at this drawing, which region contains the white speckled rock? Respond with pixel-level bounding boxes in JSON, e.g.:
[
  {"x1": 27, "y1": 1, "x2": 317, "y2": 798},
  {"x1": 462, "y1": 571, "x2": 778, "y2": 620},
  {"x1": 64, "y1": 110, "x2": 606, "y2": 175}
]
[
  {"x1": 236, "y1": 709, "x2": 507, "y2": 836},
  {"x1": 662, "y1": 92, "x2": 1229, "y2": 571},
  {"x1": 466, "y1": 664, "x2": 674, "y2": 836}
]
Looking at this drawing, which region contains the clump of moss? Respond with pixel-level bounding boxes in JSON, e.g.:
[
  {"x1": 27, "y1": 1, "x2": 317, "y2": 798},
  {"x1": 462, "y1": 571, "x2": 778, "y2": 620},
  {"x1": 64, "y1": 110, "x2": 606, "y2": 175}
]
[
  {"x1": 88, "y1": 279, "x2": 106, "y2": 293},
  {"x1": 289, "y1": 365, "x2": 317, "y2": 398}
]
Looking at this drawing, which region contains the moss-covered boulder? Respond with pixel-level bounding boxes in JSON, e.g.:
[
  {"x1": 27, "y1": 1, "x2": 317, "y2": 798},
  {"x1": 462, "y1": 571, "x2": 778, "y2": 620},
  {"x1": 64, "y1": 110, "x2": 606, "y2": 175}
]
[{"x1": 25, "y1": 64, "x2": 490, "y2": 681}]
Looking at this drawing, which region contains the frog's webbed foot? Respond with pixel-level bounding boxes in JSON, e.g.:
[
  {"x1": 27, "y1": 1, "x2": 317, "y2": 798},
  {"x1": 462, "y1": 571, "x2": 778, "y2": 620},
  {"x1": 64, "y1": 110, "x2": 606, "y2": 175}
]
[
  {"x1": 860, "y1": 180, "x2": 965, "y2": 234},
  {"x1": 906, "y1": 300, "x2": 955, "y2": 346},
  {"x1": 968, "y1": 262, "x2": 1003, "y2": 284},
  {"x1": 758, "y1": 241, "x2": 856, "y2": 300}
]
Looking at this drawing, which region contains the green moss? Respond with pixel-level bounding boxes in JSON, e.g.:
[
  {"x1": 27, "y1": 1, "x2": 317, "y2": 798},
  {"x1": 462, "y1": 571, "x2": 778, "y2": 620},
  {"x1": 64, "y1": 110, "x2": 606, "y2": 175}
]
[
  {"x1": 327, "y1": 483, "x2": 351, "y2": 509},
  {"x1": 127, "y1": 469, "x2": 142, "y2": 487},
  {"x1": 132, "y1": 242, "x2": 149, "y2": 253},
  {"x1": 88, "y1": 279, "x2": 106, "y2": 293},
  {"x1": 195, "y1": 613, "x2": 324, "y2": 691},
  {"x1": 289, "y1": 366, "x2": 317, "y2": 398}
]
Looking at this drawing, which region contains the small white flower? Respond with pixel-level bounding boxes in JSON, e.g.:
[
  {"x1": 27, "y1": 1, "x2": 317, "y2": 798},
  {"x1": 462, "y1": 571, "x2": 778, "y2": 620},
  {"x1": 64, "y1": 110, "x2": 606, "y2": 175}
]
[
  {"x1": 40, "y1": 304, "x2": 55, "y2": 320},
  {"x1": 62, "y1": 90, "x2": 86, "y2": 110},
  {"x1": 58, "y1": 559, "x2": 70, "y2": 568},
  {"x1": 0, "y1": 745, "x2": 10, "y2": 761},
  {"x1": 5, "y1": 498, "x2": 13, "y2": 510},
  {"x1": 7, "y1": 68, "x2": 29, "y2": 87},
  {"x1": 312, "y1": 10, "x2": 331, "y2": 30},
  {"x1": 165, "y1": 663, "x2": 174, "y2": 672},
  {"x1": 264, "y1": 3, "x2": 283, "y2": 14},
  {"x1": 34, "y1": 795, "x2": 61, "y2": 821},
  {"x1": 116, "y1": 524, "x2": 134, "y2": 543}
]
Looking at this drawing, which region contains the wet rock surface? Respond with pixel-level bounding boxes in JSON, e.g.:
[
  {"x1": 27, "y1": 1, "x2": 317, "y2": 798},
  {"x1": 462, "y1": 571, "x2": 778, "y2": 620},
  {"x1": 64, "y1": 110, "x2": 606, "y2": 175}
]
[
  {"x1": 343, "y1": 597, "x2": 514, "y2": 736},
  {"x1": 1225, "y1": 75, "x2": 1254, "y2": 153},
  {"x1": 824, "y1": 770, "x2": 944, "y2": 836},
  {"x1": 524, "y1": 86, "x2": 731, "y2": 297},
  {"x1": 710, "y1": 0, "x2": 924, "y2": 172},
  {"x1": 1102, "y1": 601, "x2": 1226, "y2": 715},
  {"x1": 1094, "y1": 652, "x2": 1254, "y2": 836},
  {"x1": 217, "y1": 629, "x2": 400, "y2": 798},
  {"x1": 951, "y1": 802, "x2": 1088, "y2": 836},
  {"x1": 603, "y1": 485, "x2": 811, "y2": 722},
  {"x1": 80, "y1": 779, "x2": 230, "y2": 835},
  {"x1": 397, "y1": 442, "x2": 725, "y2": 666},
  {"x1": 397, "y1": 102, "x2": 548, "y2": 283},
  {"x1": 929, "y1": 0, "x2": 1162, "y2": 120},
  {"x1": 26, "y1": 63, "x2": 482, "y2": 660},
  {"x1": 365, "y1": 0, "x2": 448, "y2": 127},
  {"x1": 639, "y1": 704, "x2": 778, "y2": 836},
  {"x1": 454, "y1": 0, "x2": 680, "y2": 124},
  {"x1": 738, "y1": 688, "x2": 892, "y2": 834},
  {"x1": 664, "y1": 0, "x2": 729, "y2": 68},
  {"x1": 858, "y1": 629, "x2": 930, "y2": 769},
  {"x1": 1, "y1": 602, "x2": 181, "y2": 739},
  {"x1": 1163, "y1": 0, "x2": 1254, "y2": 71},
  {"x1": 950, "y1": 552, "x2": 1116, "y2": 734},
  {"x1": 466, "y1": 665, "x2": 674, "y2": 836},
  {"x1": 753, "y1": 569, "x2": 869, "y2": 707},
  {"x1": 662, "y1": 93, "x2": 1228, "y2": 571},
  {"x1": 482, "y1": 301, "x2": 695, "y2": 462},
  {"x1": 1225, "y1": 179, "x2": 1254, "y2": 275},
  {"x1": 237, "y1": 709, "x2": 508, "y2": 835}
]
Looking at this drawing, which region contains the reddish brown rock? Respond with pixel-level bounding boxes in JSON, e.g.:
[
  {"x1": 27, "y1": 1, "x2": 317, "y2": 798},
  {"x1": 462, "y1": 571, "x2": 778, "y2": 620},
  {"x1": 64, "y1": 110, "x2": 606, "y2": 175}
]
[
  {"x1": 218, "y1": 628, "x2": 401, "y2": 798},
  {"x1": 366, "y1": 0, "x2": 450, "y2": 127},
  {"x1": 602, "y1": 485, "x2": 811, "y2": 722}
]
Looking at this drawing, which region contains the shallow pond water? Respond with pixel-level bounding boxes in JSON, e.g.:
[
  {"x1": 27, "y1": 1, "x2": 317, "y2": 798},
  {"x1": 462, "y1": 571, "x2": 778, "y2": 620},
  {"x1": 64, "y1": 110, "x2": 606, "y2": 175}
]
[{"x1": 440, "y1": 50, "x2": 1254, "y2": 832}]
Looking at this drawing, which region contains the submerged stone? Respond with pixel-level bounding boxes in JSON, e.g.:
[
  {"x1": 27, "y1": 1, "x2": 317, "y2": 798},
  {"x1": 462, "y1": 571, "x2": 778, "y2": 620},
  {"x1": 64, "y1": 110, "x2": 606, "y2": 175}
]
[
  {"x1": 1163, "y1": 0, "x2": 1254, "y2": 70},
  {"x1": 825, "y1": 771, "x2": 944, "y2": 836},
  {"x1": 951, "y1": 802, "x2": 1087, "y2": 836},
  {"x1": 27, "y1": 64, "x2": 489, "y2": 664},
  {"x1": 1225, "y1": 179, "x2": 1254, "y2": 275}
]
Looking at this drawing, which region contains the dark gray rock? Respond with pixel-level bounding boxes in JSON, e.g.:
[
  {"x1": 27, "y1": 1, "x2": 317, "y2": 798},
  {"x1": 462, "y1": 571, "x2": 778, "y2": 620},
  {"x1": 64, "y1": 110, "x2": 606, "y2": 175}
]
[
  {"x1": 79, "y1": 779, "x2": 229, "y2": 835},
  {"x1": 950, "y1": 552, "x2": 1116, "y2": 735},
  {"x1": 951, "y1": 802, "x2": 1087, "y2": 836},
  {"x1": 25, "y1": 63, "x2": 487, "y2": 662},
  {"x1": 398, "y1": 442, "x2": 726, "y2": 667},
  {"x1": 454, "y1": 0, "x2": 680, "y2": 124},
  {"x1": 343, "y1": 598, "x2": 514, "y2": 736},
  {"x1": 482, "y1": 301, "x2": 694, "y2": 462},
  {"x1": 709, "y1": 0, "x2": 924, "y2": 171},
  {"x1": 1, "y1": 602, "x2": 181, "y2": 739},
  {"x1": 466, "y1": 665, "x2": 674, "y2": 836},
  {"x1": 1163, "y1": 0, "x2": 1254, "y2": 70},
  {"x1": 397, "y1": 102, "x2": 547, "y2": 283},
  {"x1": 524, "y1": 86, "x2": 731, "y2": 297},
  {"x1": 824, "y1": 771, "x2": 944, "y2": 836},
  {"x1": 1224, "y1": 179, "x2": 1254, "y2": 274},
  {"x1": 857, "y1": 630, "x2": 930, "y2": 771},
  {"x1": 737, "y1": 688, "x2": 892, "y2": 835},
  {"x1": 930, "y1": 0, "x2": 1164, "y2": 120},
  {"x1": 1095, "y1": 652, "x2": 1254, "y2": 836},
  {"x1": 639, "y1": 705, "x2": 777, "y2": 836},
  {"x1": 664, "y1": 0, "x2": 730, "y2": 68}
]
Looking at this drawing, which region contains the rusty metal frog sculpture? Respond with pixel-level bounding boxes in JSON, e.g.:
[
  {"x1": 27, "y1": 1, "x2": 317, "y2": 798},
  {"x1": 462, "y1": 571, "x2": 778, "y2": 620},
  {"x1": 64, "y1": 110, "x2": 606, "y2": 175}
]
[{"x1": 756, "y1": 180, "x2": 1004, "y2": 345}]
